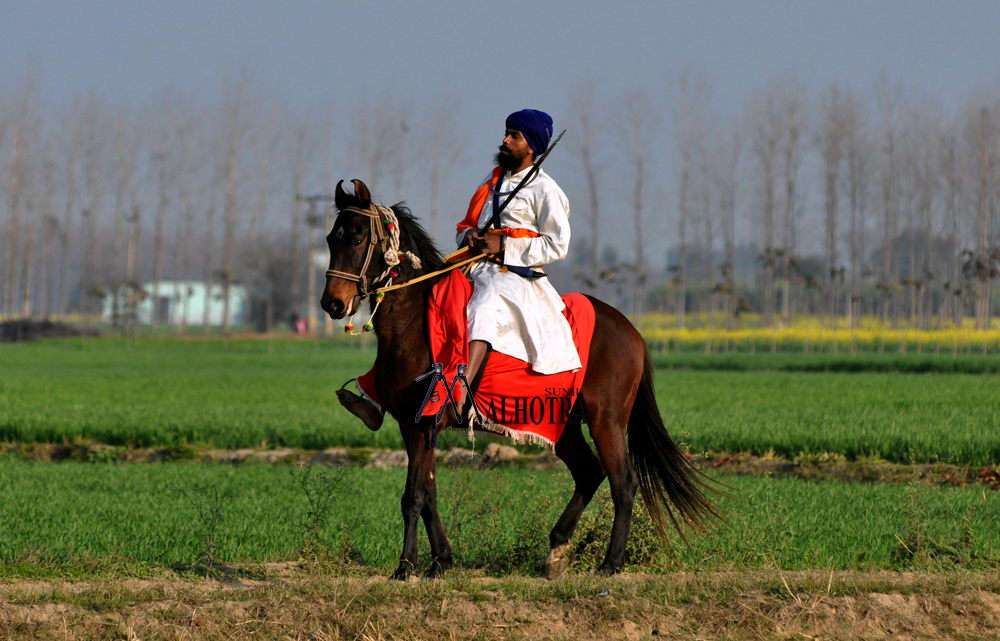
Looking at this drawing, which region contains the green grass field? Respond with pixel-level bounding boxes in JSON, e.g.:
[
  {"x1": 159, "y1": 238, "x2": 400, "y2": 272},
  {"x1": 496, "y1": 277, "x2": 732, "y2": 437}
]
[
  {"x1": 2, "y1": 339, "x2": 999, "y2": 464},
  {"x1": 0, "y1": 459, "x2": 996, "y2": 576},
  {"x1": 0, "y1": 339, "x2": 401, "y2": 450},
  {"x1": 2, "y1": 337, "x2": 1000, "y2": 598},
  {"x1": 652, "y1": 351, "x2": 1000, "y2": 373}
]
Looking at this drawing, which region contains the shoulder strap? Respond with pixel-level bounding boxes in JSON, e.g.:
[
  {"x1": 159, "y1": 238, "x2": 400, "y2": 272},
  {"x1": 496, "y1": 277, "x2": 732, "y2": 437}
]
[
  {"x1": 491, "y1": 170, "x2": 505, "y2": 229},
  {"x1": 456, "y1": 167, "x2": 505, "y2": 235}
]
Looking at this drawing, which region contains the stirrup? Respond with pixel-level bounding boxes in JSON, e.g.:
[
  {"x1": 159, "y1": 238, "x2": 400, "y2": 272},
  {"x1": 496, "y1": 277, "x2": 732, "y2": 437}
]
[{"x1": 338, "y1": 379, "x2": 364, "y2": 404}]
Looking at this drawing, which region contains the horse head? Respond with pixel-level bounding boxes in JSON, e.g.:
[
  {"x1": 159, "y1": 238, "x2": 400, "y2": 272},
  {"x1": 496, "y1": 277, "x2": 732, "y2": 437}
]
[{"x1": 321, "y1": 179, "x2": 380, "y2": 319}]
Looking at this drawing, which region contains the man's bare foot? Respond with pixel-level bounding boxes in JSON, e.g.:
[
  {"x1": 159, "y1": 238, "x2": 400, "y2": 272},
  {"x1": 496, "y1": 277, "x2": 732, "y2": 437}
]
[{"x1": 336, "y1": 388, "x2": 384, "y2": 431}]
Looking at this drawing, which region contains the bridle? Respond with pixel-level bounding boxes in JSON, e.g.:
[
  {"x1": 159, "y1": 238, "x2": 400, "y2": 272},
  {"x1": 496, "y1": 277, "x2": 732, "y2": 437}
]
[{"x1": 325, "y1": 204, "x2": 408, "y2": 299}]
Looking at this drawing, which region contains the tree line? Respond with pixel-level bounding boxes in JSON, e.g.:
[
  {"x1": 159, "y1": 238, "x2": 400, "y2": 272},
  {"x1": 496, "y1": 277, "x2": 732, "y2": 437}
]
[
  {"x1": 0, "y1": 72, "x2": 464, "y2": 333},
  {"x1": 566, "y1": 74, "x2": 1000, "y2": 332},
  {"x1": 1, "y1": 71, "x2": 999, "y2": 334}
]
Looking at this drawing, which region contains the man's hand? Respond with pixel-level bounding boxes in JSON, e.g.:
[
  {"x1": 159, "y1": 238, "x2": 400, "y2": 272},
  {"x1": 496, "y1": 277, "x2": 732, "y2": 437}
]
[{"x1": 467, "y1": 231, "x2": 504, "y2": 256}]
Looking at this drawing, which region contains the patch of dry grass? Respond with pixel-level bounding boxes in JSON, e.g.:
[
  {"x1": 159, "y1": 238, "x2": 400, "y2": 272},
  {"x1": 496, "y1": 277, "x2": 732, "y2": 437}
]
[{"x1": 2, "y1": 570, "x2": 999, "y2": 640}]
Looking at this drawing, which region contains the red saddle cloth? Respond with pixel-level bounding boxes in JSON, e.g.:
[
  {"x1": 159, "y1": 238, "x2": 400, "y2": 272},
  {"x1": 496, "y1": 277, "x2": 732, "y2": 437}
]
[{"x1": 355, "y1": 269, "x2": 595, "y2": 447}]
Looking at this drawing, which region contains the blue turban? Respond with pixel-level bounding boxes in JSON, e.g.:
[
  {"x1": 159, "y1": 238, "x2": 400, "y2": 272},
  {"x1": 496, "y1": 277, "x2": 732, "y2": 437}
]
[{"x1": 506, "y1": 109, "x2": 553, "y2": 156}]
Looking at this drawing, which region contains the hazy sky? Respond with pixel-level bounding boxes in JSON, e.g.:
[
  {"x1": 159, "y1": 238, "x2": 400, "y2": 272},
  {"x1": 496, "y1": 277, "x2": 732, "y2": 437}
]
[{"x1": 4, "y1": 1, "x2": 1000, "y2": 263}]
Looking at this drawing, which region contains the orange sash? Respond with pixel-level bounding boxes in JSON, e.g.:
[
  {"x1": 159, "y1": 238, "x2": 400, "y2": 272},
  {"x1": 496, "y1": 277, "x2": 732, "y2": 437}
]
[{"x1": 455, "y1": 167, "x2": 539, "y2": 240}]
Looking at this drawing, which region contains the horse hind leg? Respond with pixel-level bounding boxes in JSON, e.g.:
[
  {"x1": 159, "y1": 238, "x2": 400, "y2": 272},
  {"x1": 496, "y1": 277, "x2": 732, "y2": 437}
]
[
  {"x1": 587, "y1": 405, "x2": 640, "y2": 575},
  {"x1": 545, "y1": 418, "x2": 605, "y2": 580}
]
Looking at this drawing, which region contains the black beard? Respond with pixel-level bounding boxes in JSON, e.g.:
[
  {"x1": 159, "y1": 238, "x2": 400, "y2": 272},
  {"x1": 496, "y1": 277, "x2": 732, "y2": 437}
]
[{"x1": 494, "y1": 148, "x2": 520, "y2": 171}]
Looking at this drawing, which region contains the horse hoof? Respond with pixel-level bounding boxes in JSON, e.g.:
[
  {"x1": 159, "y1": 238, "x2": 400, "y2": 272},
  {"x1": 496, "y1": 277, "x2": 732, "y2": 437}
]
[
  {"x1": 390, "y1": 566, "x2": 412, "y2": 581},
  {"x1": 424, "y1": 559, "x2": 449, "y2": 579},
  {"x1": 544, "y1": 543, "x2": 571, "y2": 580},
  {"x1": 596, "y1": 564, "x2": 622, "y2": 577}
]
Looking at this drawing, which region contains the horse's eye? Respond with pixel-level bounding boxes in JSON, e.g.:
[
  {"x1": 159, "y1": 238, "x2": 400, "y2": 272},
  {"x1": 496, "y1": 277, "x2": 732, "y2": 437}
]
[
  {"x1": 352, "y1": 237, "x2": 364, "y2": 247},
  {"x1": 335, "y1": 227, "x2": 344, "y2": 239}
]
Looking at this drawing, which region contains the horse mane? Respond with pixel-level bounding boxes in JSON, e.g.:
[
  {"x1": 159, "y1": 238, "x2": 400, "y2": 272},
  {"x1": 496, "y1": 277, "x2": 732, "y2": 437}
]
[{"x1": 391, "y1": 203, "x2": 445, "y2": 273}]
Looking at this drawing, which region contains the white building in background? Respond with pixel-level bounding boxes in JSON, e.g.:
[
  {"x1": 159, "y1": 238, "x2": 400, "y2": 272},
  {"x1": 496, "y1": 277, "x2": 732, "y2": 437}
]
[{"x1": 102, "y1": 282, "x2": 248, "y2": 327}]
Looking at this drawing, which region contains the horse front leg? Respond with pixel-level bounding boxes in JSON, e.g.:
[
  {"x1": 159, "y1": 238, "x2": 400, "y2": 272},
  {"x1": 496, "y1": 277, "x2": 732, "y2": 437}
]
[
  {"x1": 392, "y1": 425, "x2": 451, "y2": 580},
  {"x1": 420, "y1": 462, "x2": 453, "y2": 578}
]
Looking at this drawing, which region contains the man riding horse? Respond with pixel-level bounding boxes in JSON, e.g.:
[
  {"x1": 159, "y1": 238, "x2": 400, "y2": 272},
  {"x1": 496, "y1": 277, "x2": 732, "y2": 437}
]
[
  {"x1": 322, "y1": 109, "x2": 715, "y2": 580},
  {"x1": 337, "y1": 108, "x2": 579, "y2": 429}
]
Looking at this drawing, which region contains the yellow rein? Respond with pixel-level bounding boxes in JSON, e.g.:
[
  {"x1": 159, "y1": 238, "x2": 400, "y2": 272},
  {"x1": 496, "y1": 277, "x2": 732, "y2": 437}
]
[
  {"x1": 371, "y1": 229, "x2": 507, "y2": 294},
  {"x1": 374, "y1": 252, "x2": 484, "y2": 294}
]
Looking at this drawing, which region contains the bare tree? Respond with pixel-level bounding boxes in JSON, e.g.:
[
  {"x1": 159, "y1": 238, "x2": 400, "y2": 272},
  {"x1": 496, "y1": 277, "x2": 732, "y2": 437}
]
[
  {"x1": 122, "y1": 159, "x2": 145, "y2": 337},
  {"x1": 567, "y1": 82, "x2": 604, "y2": 295},
  {"x1": 124, "y1": 204, "x2": 140, "y2": 289},
  {"x1": 201, "y1": 131, "x2": 221, "y2": 334},
  {"x1": 37, "y1": 139, "x2": 58, "y2": 317},
  {"x1": 622, "y1": 89, "x2": 658, "y2": 326},
  {"x1": 874, "y1": 76, "x2": 903, "y2": 330},
  {"x1": 249, "y1": 107, "x2": 280, "y2": 248},
  {"x1": 123, "y1": 131, "x2": 145, "y2": 298},
  {"x1": 79, "y1": 96, "x2": 107, "y2": 311},
  {"x1": 246, "y1": 108, "x2": 281, "y2": 335},
  {"x1": 200, "y1": 191, "x2": 219, "y2": 333},
  {"x1": 817, "y1": 85, "x2": 847, "y2": 327},
  {"x1": 57, "y1": 97, "x2": 82, "y2": 316},
  {"x1": 3, "y1": 121, "x2": 24, "y2": 315},
  {"x1": 712, "y1": 121, "x2": 742, "y2": 329},
  {"x1": 20, "y1": 139, "x2": 40, "y2": 317},
  {"x1": 747, "y1": 87, "x2": 783, "y2": 327},
  {"x1": 148, "y1": 93, "x2": 179, "y2": 332},
  {"x1": 904, "y1": 102, "x2": 941, "y2": 330},
  {"x1": 4, "y1": 80, "x2": 37, "y2": 315},
  {"x1": 322, "y1": 110, "x2": 337, "y2": 337},
  {"x1": 939, "y1": 116, "x2": 964, "y2": 327},
  {"x1": 964, "y1": 95, "x2": 999, "y2": 330},
  {"x1": 173, "y1": 105, "x2": 198, "y2": 334},
  {"x1": 778, "y1": 81, "x2": 805, "y2": 327},
  {"x1": 217, "y1": 73, "x2": 255, "y2": 336},
  {"x1": 697, "y1": 151, "x2": 715, "y2": 329},
  {"x1": 288, "y1": 118, "x2": 315, "y2": 324},
  {"x1": 0, "y1": 95, "x2": 9, "y2": 314},
  {"x1": 841, "y1": 89, "x2": 871, "y2": 330},
  {"x1": 670, "y1": 71, "x2": 711, "y2": 328},
  {"x1": 110, "y1": 105, "x2": 142, "y2": 322}
]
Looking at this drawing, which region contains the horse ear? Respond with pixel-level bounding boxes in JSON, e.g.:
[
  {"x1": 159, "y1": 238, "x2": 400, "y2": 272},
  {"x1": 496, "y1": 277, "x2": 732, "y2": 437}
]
[
  {"x1": 334, "y1": 180, "x2": 349, "y2": 210},
  {"x1": 351, "y1": 179, "x2": 372, "y2": 209}
]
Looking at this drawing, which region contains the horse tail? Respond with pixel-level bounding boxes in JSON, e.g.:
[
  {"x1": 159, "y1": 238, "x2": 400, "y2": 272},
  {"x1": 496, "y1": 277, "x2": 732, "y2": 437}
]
[{"x1": 627, "y1": 348, "x2": 720, "y2": 538}]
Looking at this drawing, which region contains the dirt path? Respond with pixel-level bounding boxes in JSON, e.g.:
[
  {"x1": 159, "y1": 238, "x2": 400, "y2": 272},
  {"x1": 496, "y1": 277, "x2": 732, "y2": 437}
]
[
  {"x1": 7, "y1": 442, "x2": 1000, "y2": 492},
  {"x1": 2, "y1": 570, "x2": 999, "y2": 640}
]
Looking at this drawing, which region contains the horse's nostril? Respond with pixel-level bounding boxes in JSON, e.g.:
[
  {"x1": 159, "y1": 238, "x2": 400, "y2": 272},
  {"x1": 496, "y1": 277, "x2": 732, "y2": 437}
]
[{"x1": 331, "y1": 299, "x2": 345, "y2": 316}]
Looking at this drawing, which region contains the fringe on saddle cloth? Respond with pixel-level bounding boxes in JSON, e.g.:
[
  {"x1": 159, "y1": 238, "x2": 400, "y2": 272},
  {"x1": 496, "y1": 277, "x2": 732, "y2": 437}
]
[{"x1": 353, "y1": 269, "x2": 596, "y2": 448}]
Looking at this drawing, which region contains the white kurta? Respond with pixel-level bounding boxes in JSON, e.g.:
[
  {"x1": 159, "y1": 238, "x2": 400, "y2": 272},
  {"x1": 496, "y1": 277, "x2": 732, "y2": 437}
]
[{"x1": 456, "y1": 166, "x2": 582, "y2": 375}]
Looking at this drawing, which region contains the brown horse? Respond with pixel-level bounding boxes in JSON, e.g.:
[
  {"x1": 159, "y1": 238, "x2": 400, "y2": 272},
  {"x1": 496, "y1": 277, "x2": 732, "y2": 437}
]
[{"x1": 320, "y1": 179, "x2": 716, "y2": 580}]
